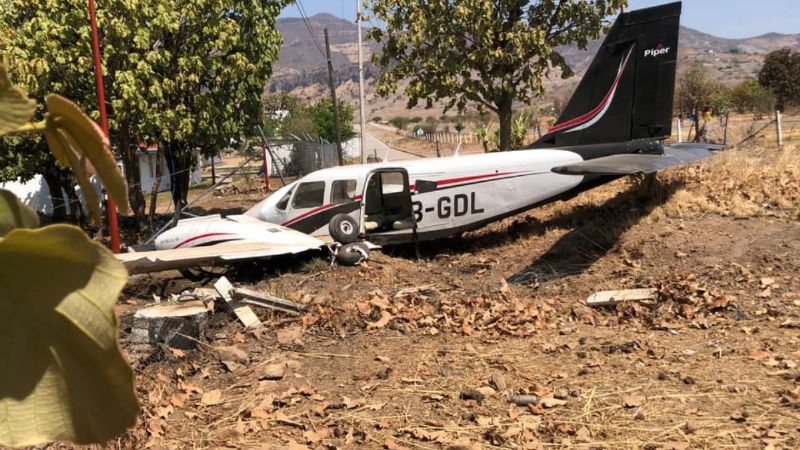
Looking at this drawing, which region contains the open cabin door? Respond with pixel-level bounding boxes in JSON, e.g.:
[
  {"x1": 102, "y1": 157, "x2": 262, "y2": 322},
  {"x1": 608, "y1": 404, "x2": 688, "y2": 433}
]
[{"x1": 359, "y1": 168, "x2": 416, "y2": 236}]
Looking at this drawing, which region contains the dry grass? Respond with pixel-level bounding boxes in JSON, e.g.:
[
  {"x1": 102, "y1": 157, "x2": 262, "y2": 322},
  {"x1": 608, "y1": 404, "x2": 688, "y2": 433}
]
[{"x1": 652, "y1": 144, "x2": 800, "y2": 221}]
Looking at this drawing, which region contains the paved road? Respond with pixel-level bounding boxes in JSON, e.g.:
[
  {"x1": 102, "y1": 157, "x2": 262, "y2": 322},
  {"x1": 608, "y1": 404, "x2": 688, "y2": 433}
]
[{"x1": 354, "y1": 125, "x2": 420, "y2": 162}]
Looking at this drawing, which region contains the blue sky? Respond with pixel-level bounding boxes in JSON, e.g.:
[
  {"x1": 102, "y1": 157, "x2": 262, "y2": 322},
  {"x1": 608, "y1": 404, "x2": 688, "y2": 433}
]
[{"x1": 280, "y1": 0, "x2": 800, "y2": 39}]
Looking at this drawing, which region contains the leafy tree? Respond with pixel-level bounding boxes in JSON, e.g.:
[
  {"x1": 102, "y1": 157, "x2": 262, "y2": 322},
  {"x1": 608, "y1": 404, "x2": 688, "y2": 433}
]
[
  {"x1": 389, "y1": 117, "x2": 411, "y2": 130},
  {"x1": 731, "y1": 79, "x2": 775, "y2": 115},
  {"x1": 758, "y1": 48, "x2": 800, "y2": 111},
  {"x1": 310, "y1": 99, "x2": 357, "y2": 143},
  {"x1": 368, "y1": 0, "x2": 625, "y2": 151},
  {"x1": 676, "y1": 66, "x2": 727, "y2": 140},
  {"x1": 263, "y1": 94, "x2": 356, "y2": 143},
  {"x1": 2, "y1": 0, "x2": 291, "y2": 229}
]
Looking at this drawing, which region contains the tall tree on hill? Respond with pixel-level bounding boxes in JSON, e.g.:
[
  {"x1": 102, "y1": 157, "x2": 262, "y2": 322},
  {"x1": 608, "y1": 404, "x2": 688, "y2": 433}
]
[
  {"x1": 1, "y1": 0, "x2": 291, "y2": 231},
  {"x1": 758, "y1": 48, "x2": 800, "y2": 111},
  {"x1": 367, "y1": 0, "x2": 625, "y2": 151}
]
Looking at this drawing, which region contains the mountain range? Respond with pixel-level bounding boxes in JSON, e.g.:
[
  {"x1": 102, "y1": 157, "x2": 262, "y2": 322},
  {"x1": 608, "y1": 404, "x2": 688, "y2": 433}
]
[{"x1": 269, "y1": 13, "x2": 800, "y2": 117}]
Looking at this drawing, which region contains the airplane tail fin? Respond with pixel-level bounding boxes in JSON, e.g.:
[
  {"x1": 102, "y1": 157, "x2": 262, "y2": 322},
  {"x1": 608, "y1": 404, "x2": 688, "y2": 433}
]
[{"x1": 532, "y1": 2, "x2": 681, "y2": 148}]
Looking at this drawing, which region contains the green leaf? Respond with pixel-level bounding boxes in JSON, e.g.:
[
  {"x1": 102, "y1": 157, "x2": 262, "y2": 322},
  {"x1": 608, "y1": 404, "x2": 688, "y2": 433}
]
[
  {"x1": 45, "y1": 94, "x2": 130, "y2": 220},
  {"x1": 0, "y1": 189, "x2": 40, "y2": 236},
  {"x1": 0, "y1": 63, "x2": 36, "y2": 136},
  {"x1": 0, "y1": 224, "x2": 138, "y2": 447}
]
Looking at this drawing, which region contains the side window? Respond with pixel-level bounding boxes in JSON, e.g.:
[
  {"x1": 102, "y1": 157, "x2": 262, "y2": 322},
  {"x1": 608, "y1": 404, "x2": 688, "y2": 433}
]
[
  {"x1": 292, "y1": 181, "x2": 325, "y2": 209},
  {"x1": 275, "y1": 187, "x2": 294, "y2": 211},
  {"x1": 331, "y1": 179, "x2": 357, "y2": 205},
  {"x1": 381, "y1": 171, "x2": 405, "y2": 194}
]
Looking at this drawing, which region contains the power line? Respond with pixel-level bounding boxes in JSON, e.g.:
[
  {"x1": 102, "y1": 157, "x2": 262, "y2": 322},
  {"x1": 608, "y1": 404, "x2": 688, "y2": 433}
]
[{"x1": 296, "y1": 0, "x2": 326, "y2": 58}]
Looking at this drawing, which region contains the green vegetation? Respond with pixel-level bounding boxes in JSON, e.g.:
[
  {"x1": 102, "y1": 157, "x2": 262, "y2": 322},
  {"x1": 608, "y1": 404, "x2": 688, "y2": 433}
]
[
  {"x1": 758, "y1": 48, "x2": 800, "y2": 111},
  {"x1": 1, "y1": 0, "x2": 291, "y2": 228},
  {"x1": 368, "y1": 0, "x2": 624, "y2": 151},
  {"x1": 388, "y1": 117, "x2": 411, "y2": 130},
  {"x1": 263, "y1": 93, "x2": 356, "y2": 143},
  {"x1": 731, "y1": 79, "x2": 775, "y2": 115}
]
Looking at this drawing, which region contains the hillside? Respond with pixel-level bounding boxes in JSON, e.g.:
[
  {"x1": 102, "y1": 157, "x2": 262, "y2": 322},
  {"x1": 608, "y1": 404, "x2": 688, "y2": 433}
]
[{"x1": 270, "y1": 13, "x2": 800, "y2": 117}]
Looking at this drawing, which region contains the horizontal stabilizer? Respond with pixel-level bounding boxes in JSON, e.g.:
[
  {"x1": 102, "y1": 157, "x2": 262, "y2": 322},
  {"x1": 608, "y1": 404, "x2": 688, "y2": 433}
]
[{"x1": 552, "y1": 146, "x2": 714, "y2": 176}]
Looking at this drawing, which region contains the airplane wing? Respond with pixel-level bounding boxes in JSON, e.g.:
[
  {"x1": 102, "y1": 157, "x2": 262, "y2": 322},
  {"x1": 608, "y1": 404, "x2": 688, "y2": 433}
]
[
  {"x1": 551, "y1": 145, "x2": 717, "y2": 176},
  {"x1": 117, "y1": 240, "x2": 326, "y2": 274}
]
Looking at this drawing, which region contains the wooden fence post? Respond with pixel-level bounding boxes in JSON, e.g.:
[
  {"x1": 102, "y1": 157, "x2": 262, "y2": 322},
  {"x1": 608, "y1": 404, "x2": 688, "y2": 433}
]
[{"x1": 776, "y1": 110, "x2": 783, "y2": 147}]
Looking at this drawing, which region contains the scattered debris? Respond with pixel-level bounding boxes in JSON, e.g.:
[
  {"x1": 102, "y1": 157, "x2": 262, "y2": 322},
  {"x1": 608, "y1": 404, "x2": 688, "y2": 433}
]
[
  {"x1": 510, "y1": 395, "x2": 539, "y2": 406},
  {"x1": 214, "y1": 276, "x2": 262, "y2": 329},
  {"x1": 233, "y1": 287, "x2": 305, "y2": 315},
  {"x1": 587, "y1": 288, "x2": 657, "y2": 306}
]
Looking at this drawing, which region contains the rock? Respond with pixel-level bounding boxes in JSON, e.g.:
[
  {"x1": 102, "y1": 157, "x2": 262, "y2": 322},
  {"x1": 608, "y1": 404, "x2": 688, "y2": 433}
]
[
  {"x1": 476, "y1": 386, "x2": 496, "y2": 398},
  {"x1": 490, "y1": 372, "x2": 507, "y2": 391},
  {"x1": 540, "y1": 397, "x2": 567, "y2": 408},
  {"x1": 258, "y1": 363, "x2": 285, "y2": 381},
  {"x1": 215, "y1": 345, "x2": 249, "y2": 364},
  {"x1": 574, "y1": 426, "x2": 592, "y2": 444},
  {"x1": 623, "y1": 394, "x2": 645, "y2": 408},
  {"x1": 553, "y1": 389, "x2": 569, "y2": 400},
  {"x1": 509, "y1": 394, "x2": 539, "y2": 406},
  {"x1": 460, "y1": 388, "x2": 485, "y2": 402}
]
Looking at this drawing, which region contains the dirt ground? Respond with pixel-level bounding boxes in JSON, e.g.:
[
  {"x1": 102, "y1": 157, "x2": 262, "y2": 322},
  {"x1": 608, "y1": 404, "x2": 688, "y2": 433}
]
[{"x1": 43, "y1": 144, "x2": 800, "y2": 450}]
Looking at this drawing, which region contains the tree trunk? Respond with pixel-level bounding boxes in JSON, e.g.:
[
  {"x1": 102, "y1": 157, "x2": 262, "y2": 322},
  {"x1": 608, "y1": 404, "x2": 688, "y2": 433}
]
[
  {"x1": 120, "y1": 125, "x2": 146, "y2": 233},
  {"x1": 43, "y1": 171, "x2": 67, "y2": 222},
  {"x1": 497, "y1": 96, "x2": 513, "y2": 151},
  {"x1": 61, "y1": 171, "x2": 85, "y2": 225},
  {"x1": 147, "y1": 146, "x2": 163, "y2": 229}
]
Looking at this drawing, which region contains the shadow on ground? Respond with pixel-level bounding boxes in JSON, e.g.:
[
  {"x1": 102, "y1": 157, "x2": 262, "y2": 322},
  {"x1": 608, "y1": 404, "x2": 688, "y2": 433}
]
[{"x1": 508, "y1": 177, "x2": 682, "y2": 283}]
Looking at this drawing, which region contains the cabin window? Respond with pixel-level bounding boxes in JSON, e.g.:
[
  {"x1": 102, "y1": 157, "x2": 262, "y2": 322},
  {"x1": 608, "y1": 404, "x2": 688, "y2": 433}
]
[
  {"x1": 275, "y1": 186, "x2": 294, "y2": 211},
  {"x1": 331, "y1": 179, "x2": 357, "y2": 205},
  {"x1": 292, "y1": 181, "x2": 325, "y2": 209},
  {"x1": 381, "y1": 171, "x2": 405, "y2": 194}
]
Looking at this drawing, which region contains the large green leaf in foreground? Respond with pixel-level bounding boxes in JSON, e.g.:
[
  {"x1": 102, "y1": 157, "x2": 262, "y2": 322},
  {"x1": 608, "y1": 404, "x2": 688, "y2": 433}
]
[
  {"x1": 0, "y1": 63, "x2": 35, "y2": 136},
  {"x1": 0, "y1": 225, "x2": 138, "y2": 446},
  {"x1": 0, "y1": 189, "x2": 39, "y2": 236}
]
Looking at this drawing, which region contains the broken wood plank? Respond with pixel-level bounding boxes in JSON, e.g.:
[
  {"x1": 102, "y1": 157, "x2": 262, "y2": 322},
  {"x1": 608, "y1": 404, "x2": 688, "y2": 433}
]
[
  {"x1": 232, "y1": 287, "x2": 304, "y2": 314},
  {"x1": 239, "y1": 298, "x2": 300, "y2": 316},
  {"x1": 587, "y1": 288, "x2": 657, "y2": 307},
  {"x1": 214, "y1": 276, "x2": 262, "y2": 329}
]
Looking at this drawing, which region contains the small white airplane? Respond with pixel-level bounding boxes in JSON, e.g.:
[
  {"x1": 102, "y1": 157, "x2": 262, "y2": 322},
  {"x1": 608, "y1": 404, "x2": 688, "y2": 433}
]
[{"x1": 149, "y1": 1, "x2": 719, "y2": 264}]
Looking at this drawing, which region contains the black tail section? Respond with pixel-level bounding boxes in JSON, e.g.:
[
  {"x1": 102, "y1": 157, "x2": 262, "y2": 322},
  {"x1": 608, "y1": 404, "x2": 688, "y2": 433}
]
[{"x1": 531, "y1": 2, "x2": 681, "y2": 148}]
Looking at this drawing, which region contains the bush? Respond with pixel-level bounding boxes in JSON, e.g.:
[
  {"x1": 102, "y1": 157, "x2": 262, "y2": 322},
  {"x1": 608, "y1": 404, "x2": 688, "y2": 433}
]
[
  {"x1": 372, "y1": 116, "x2": 382, "y2": 122},
  {"x1": 389, "y1": 117, "x2": 411, "y2": 130},
  {"x1": 410, "y1": 116, "x2": 423, "y2": 123}
]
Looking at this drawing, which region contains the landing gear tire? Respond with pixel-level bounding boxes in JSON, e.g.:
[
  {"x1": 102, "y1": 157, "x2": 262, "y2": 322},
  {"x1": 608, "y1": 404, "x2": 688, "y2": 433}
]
[
  {"x1": 335, "y1": 242, "x2": 370, "y2": 266},
  {"x1": 329, "y1": 213, "x2": 359, "y2": 244}
]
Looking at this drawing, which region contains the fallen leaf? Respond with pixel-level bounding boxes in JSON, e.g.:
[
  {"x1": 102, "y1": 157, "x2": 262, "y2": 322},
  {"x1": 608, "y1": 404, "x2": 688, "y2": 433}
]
[
  {"x1": 303, "y1": 428, "x2": 329, "y2": 444},
  {"x1": 170, "y1": 392, "x2": 188, "y2": 408},
  {"x1": 367, "y1": 310, "x2": 393, "y2": 330},
  {"x1": 200, "y1": 389, "x2": 222, "y2": 406},
  {"x1": 276, "y1": 325, "x2": 303, "y2": 345}
]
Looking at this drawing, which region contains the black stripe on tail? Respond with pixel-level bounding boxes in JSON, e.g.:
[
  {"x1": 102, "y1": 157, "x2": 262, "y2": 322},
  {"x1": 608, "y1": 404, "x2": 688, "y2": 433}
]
[{"x1": 531, "y1": 2, "x2": 682, "y2": 148}]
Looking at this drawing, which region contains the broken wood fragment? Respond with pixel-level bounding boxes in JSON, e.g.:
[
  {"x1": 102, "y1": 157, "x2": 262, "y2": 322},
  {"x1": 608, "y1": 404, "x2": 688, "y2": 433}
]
[
  {"x1": 233, "y1": 287, "x2": 304, "y2": 315},
  {"x1": 587, "y1": 288, "x2": 657, "y2": 307},
  {"x1": 214, "y1": 276, "x2": 262, "y2": 329}
]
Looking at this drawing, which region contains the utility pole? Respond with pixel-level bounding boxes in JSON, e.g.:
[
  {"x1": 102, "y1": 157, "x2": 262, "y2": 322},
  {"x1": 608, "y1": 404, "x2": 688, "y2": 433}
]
[
  {"x1": 356, "y1": 0, "x2": 368, "y2": 164},
  {"x1": 324, "y1": 28, "x2": 344, "y2": 166},
  {"x1": 88, "y1": 0, "x2": 120, "y2": 253}
]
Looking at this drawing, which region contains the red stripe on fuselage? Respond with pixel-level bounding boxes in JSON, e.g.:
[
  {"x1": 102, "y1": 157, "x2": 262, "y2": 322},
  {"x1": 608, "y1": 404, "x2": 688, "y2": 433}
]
[
  {"x1": 282, "y1": 203, "x2": 335, "y2": 226},
  {"x1": 175, "y1": 232, "x2": 235, "y2": 248},
  {"x1": 436, "y1": 172, "x2": 517, "y2": 187}
]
